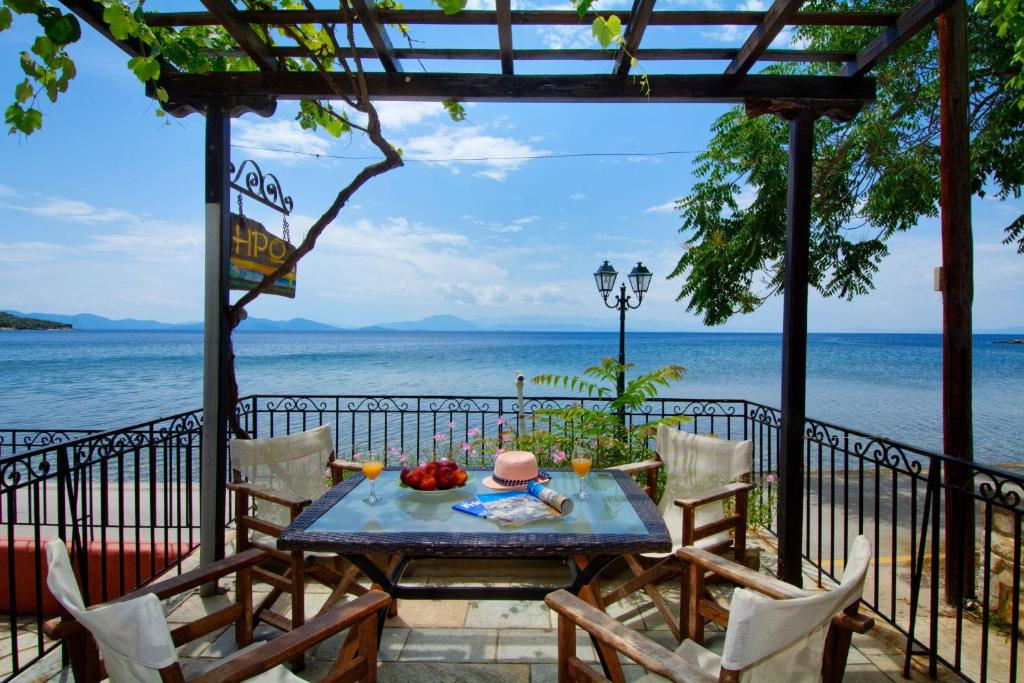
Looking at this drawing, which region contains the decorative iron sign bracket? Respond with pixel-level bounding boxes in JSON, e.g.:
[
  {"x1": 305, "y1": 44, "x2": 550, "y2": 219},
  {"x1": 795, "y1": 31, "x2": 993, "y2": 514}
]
[{"x1": 229, "y1": 159, "x2": 293, "y2": 215}]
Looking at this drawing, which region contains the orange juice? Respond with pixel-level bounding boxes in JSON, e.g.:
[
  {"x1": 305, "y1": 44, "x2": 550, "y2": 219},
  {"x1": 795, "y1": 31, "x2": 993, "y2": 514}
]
[
  {"x1": 361, "y1": 461, "x2": 384, "y2": 480},
  {"x1": 571, "y1": 457, "x2": 592, "y2": 477}
]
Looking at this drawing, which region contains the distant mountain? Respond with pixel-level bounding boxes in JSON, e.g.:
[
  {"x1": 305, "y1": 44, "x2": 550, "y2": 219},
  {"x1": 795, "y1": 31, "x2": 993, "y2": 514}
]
[
  {"x1": 2, "y1": 311, "x2": 345, "y2": 331},
  {"x1": 0, "y1": 312, "x2": 72, "y2": 330},
  {"x1": 367, "y1": 314, "x2": 480, "y2": 332}
]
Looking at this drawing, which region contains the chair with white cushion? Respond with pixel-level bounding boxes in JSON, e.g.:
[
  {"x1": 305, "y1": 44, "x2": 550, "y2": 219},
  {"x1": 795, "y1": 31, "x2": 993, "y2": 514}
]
[
  {"x1": 546, "y1": 535, "x2": 874, "y2": 683},
  {"x1": 43, "y1": 538, "x2": 388, "y2": 683},
  {"x1": 603, "y1": 424, "x2": 754, "y2": 641},
  {"x1": 229, "y1": 424, "x2": 367, "y2": 650}
]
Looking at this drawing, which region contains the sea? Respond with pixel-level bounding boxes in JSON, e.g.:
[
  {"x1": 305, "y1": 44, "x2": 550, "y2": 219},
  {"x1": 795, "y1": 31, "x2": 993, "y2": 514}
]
[{"x1": 1, "y1": 330, "x2": 1022, "y2": 465}]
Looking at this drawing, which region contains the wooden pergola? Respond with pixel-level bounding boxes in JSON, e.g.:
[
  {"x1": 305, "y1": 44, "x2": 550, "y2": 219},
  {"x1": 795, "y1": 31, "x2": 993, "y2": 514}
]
[{"x1": 56, "y1": 0, "x2": 975, "y2": 595}]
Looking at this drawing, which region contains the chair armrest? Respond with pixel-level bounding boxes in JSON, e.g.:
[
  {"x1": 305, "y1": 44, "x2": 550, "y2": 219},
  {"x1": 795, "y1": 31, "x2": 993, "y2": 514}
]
[
  {"x1": 123, "y1": 548, "x2": 267, "y2": 603},
  {"x1": 329, "y1": 459, "x2": 363, "y2": 473},
  {"x1": 545, "y1": 590, "x2": 716, "y2": 683},
  {"x1": 608, "y1": 459, "x2": 662, "y2": 475},
  {"x1": 673, "y1": 481, "x2": 754, "y2": 510},
  {"x1": 190, "y1": 590, "x2": 391, "y2": 683},
  {"x1": 226, "y1": 481, "x2": 310, "y2": 510},
  {"x1": 43, "y1": 549, "x2": 267, "y2": 642},
  {"x1": 676, "y1": 546, "x2": 804, "y2": 600}
]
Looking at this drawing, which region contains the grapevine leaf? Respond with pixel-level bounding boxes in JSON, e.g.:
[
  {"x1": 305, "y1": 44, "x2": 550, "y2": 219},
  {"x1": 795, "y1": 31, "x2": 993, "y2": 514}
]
[
  {"x1": 154, "y1": 85, "x2": 169, "y2": 102},
  {"x1": 15, "y1": 79, "x2": 33, "y2": 104},
  {"x1": 0, "y1": 7, "x2": 12, "y2": 31},
  {"x1": 127, "y1": 55, "x2": 160, "y2": 82},
  {"x1": 573, "y1": 0, "x2": 594, "y2": 17},
  {"x1": 102, "y1": 3, "x2": 133, "y2": 41},
  {"x1": 7, "y1": 0, "x2": 41, "y2": 15},
  {"x1": 43, "y1": 14, "x2": 81, "y2": 45},
  {"x1": 442, "y1": 97, "x2": 466, "y2": 122},
  {"x1": 591, "y1": 15, "x2": 622, "y2": 49},
  {"x1": 434, "y1": 0, "x2": 467, "y2": 16},
  {"x1": 31, "y1": 35, "x2": 55, "y2": 60}
]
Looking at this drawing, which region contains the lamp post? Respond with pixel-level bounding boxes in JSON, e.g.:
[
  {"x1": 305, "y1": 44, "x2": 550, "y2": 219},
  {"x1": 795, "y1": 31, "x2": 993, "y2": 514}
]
[{"x1": 594, "y1": 260, "x2": 652, "y2": 419}]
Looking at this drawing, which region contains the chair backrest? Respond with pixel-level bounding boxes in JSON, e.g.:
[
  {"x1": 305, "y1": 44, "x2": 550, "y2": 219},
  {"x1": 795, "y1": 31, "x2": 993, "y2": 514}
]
[
  {"x1": 46, "y1": 539, "x2": 177, "y2": 683},
  {"x1": 231, "y1": 425, "x2": 335, "y2": 526},
  {"x1": 655, "y1": 424, "x2": 752, "y2": 548},
  {"x1": 719, "y1": 535, "x2": 873, "y2": 682}
]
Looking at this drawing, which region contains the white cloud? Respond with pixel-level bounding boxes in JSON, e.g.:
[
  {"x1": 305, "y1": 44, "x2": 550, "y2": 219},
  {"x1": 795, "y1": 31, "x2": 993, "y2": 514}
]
[
  {"x1": 513, "y1": 215, "x2": 540, "y2": 225},
  {"x1": 233, "y1": 120, "x2": 332, "y2": 164},
  {"x1": 537, "y1": 25, "x2": 594, "y2": 50},
  {"x1": 492, "y1": 225, "x2": 523, "y2": 233},
  {"x1": 0, "y1": 184, "x2": 18, "y2": 197},
  {"x1": 646, "y1": 199, "x2": 680, "y2": 214},
  {"x1": 88, "y1": 230, "x2": 202, "y2": 262},
  {"x1": 401, "y1": 127, "x2": 549, "y2": 181},
  {"x1": 0, "y1": 241, "x2": 71, "y2": 263},
  {"x1": 570, "y1": 193, "x2": 587, "y2": 201},
  {"x1": 368, "y1": 102, "x2": 448, "y2": 131},
  {"x1": 2, "y1": 197, "x2": 136, "y2": 223}
]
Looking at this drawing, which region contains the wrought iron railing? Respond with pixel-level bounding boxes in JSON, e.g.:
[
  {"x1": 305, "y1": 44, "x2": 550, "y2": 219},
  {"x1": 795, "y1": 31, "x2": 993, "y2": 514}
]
[
  {"x1": 0, "y1": 410, "x2": 202, "y2": 680},
  {"x1": 3, "y1": 394, "x2": 1022, "y2": 681},
  {"x1": 0, "y1": 429, "x2": 98, "y2": 457}
]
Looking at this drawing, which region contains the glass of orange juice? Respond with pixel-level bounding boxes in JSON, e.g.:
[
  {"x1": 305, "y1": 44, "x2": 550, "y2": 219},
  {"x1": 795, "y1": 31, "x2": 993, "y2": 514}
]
[
  {"x1": 361, "y1": 451, "x2": 384, "y2": 505},
  {"x1": 571, "y1": 451, "x2": 592, "y2": 500}
]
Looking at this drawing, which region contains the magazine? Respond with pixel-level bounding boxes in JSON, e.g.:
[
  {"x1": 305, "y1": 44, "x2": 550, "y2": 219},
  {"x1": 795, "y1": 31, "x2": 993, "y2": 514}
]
[{"x1": 452, "y1": 483, "x2": 573, "y2": 525}]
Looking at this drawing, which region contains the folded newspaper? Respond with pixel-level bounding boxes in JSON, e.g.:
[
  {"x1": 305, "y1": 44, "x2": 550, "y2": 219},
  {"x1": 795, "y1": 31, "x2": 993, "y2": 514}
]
[{"x1": 453, "y1": 482, "x2": 574, "y2": 525}]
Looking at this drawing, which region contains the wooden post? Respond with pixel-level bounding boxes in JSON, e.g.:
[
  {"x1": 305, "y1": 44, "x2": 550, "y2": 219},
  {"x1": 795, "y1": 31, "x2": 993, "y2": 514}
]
[
  {"x1": 199, "y1": 103, "x2": 232, "y2": 594},
  {"x1": 778, "y1": 108, "x2": 816, "y2": 587},
  {"x1": 938, "y1": 0, "x2": 975, "y2": 604}
]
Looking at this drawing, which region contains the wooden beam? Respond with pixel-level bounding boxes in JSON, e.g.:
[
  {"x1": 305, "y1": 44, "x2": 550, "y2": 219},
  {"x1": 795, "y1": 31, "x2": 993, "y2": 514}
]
[
  {"x1": 157, "y1": 71, "x2": 875, "y2": 108},
  {"x1": 777, "y1": 108, "x2": 816, "y2": 587},
  {"x1": 58, "y1": 0, "x2": 175, "y2": 70},
  {"x1": 350, "y1": 0, "x2": 403, "y2": 73},
  {"x1": 726, "y1": 0, "x2": 805, "y2": 76},
  {"x1": 211, "y1": 46, "x2": 856, "y2": 63},
  {"x1": 199, "y1": 0, "x2": 278, "y2": 71},
  {"x1": 837, "y1": 0, "x2": 959, "y2": 77},
  {"x1": 496, "y1": 0, "x2": 514, "y2": 75},
  {"x1": 614, "y1": 0, "x2": 657, "y2": 75},
  {"x1": 144, "y1": 8, "x2": 900, "y2": 28},
  {"x1": 938, "y1": 0, "x2": 975, "y2": 610}
]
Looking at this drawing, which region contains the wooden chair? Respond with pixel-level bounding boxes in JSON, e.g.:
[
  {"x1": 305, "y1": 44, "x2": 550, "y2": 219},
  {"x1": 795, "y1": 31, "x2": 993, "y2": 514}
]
[
  {"x1": 603, "y1": 424, "x2": 754, "y2": 641},
  {"x1": 43, "y1": 539, "x2": 389, "y2": 683},
  {"x1": 228, "y1": 425, "x2": 367, "y2": 647},
  {"x1": 546, "y1": 536, "x2": 874, "y2": 683}
]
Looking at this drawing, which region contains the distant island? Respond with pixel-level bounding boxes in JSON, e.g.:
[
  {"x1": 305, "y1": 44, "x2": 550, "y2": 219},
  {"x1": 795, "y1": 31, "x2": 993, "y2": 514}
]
[
  {"x1": 0, "y1": 312, "x2": 72, "y2": 330},
  {"x1": 995, "y1": 339, "x2": 1024, "y2": 345}
]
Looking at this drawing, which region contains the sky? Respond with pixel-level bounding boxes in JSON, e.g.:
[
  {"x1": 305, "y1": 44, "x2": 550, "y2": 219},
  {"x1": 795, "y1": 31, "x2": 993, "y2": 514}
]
[{"x1": 1, "y1": 2, "x2": 1022, "y2": 333}]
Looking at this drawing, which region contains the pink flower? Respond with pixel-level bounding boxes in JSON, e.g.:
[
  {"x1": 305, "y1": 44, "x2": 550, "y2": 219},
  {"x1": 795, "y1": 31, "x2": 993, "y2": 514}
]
[
  {"x1": 390, "y1": 447, "x2": 400, "y2": 456},
  {"x1": 497, "y1": 416, "x2": 506, "y2": 426},
  {"x1": 765, "y1": 474, "x2": 777, "y2": 484},
  {"x1": 433, "y1": 433, "x2": 448, "y2": 442},
  {"x1": 470, "y1": 449, "x2": 477, "y2": 457},
  {"x1": 467, "y1": 427, "x2": 481, "y2": 438},
  {"x1": 448, "y1": 420, "x2": 456, "y2": 429},
  {"x1": 352, "y1": 451, "x2": 362, "y2": 461},
  {"x1": 553, "y1": 450, "x2": 567, "y2": 463},
  {"x1": 461, "y1": 442, "x2": 471, "y2": 452},
  {"x1": 399, "y1": 452, "x2": 409, "y2": 463}
]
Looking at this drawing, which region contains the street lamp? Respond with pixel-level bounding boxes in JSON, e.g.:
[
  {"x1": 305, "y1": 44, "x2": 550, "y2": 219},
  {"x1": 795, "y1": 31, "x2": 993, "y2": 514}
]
[{"x1": 594, "y1": 260, "x2": 652, "y2": 409}]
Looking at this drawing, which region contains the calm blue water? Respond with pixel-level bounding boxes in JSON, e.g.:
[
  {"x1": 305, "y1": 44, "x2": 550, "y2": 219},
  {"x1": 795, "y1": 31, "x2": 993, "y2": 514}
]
[{"x1": 1, "y1": 330, "x2": 1021, "y2": 464}]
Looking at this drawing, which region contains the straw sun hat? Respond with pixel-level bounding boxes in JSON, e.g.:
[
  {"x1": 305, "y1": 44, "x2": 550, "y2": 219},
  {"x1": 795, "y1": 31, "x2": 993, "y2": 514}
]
[{"x1": 481, "y1": 450, "x2": 550, "y2": 490}]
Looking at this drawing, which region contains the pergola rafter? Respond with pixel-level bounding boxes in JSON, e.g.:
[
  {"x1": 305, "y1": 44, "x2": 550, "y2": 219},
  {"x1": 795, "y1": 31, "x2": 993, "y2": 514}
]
[
  {"x1": 53, "y1": 0, "x2": 973, "y2": 603},
  {"x1": 350, "y1": 0, "x2": 403, "y2": 73},
  {"x1": 200, "y1": 0, "x2": 281, "y2": 70}
]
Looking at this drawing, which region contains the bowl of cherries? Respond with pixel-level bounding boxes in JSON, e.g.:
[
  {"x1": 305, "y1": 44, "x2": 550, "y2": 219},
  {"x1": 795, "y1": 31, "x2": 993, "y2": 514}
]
[{"x1": 399, "y1": 458, "x2": 471, "y2": 496}]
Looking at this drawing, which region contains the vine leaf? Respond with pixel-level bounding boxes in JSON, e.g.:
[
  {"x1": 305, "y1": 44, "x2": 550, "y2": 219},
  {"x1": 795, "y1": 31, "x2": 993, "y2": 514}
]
[
  {"x1": 14, "y1": 79, "x2": 32, "y2": 104},
  {"x1": 591, "y1": 15, "x2": 622, "y2": 49},
  {"x1": 0, "y1": 7, "x2": 14, "y2": 30},
  {"x1": 434, "y1": 0, "x2": 468, "y2": 16}
]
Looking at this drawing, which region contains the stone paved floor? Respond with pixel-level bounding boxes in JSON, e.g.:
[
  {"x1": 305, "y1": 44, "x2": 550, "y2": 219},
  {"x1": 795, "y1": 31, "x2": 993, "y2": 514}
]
[{"x1": 10, "y1": 549, "x2": 930, "y2": 683}]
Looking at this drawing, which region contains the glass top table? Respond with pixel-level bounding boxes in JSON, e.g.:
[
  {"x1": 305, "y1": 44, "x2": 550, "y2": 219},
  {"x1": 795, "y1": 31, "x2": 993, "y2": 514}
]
[{"x1": 279, "y1": 468, "x2": 670, "y2": 559}]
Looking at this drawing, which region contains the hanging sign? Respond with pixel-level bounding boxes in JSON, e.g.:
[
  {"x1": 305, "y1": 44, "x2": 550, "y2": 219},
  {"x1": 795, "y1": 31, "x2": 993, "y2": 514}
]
[{"x1": 229, "y1": 213, "x2": 297, "y2": 298}]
